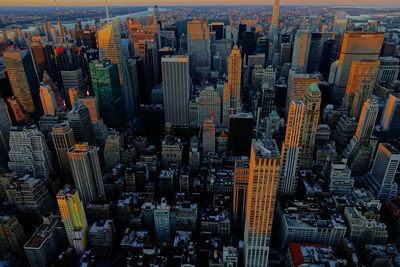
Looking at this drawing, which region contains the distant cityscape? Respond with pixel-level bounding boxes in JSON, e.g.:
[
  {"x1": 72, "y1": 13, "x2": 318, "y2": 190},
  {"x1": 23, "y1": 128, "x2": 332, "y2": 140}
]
[{"x1": 0, "y1": 2, "x2": 400, "y2": 267}]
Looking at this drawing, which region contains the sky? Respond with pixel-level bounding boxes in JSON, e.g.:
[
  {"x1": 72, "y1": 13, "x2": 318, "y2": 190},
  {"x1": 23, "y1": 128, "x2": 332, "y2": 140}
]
[{"x1": 0, "y1": 0, "x2": 399, "y2": 6}]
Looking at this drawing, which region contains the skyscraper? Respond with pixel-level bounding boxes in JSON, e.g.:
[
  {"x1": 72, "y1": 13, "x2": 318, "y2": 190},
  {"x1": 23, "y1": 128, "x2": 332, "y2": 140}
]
[
  {"x1": 233, "y1": 159, "x2": 249, "y2": 234},
  {"x1": 354, "y1": 99, "x2": 379, "y2": 141},
  {"x1": 267, "y1": 0, "x2": 280, "y2": 65},
  {"x1": 226, "y1": 45, "x2": 242, "y2": 110},
  {"x1": 161, "y1": 56, "x2": 191, "y2": 126},
  {"x1": 187, "y1": 18, "x2": 211, "y2": 73},
  {"x1": 342, "y1": 60, "x2": 380, "y2": 118},
  {"x1": 89, "y1": 60, "x2": 124, "y2": 128},
  {"x1": 279, "y1": 100, "x2": 304, "y2": 195},
  {"x1": 56, "y1": 187, "x2": 88, "y2": 257},
  {"x1": 244, "y1": 139, "x2": 280, "y2": 267},
  {"x1": 229, "y1": 112, "x2": 253, "y2": 156},
  {"x1": 98, "y1": 20, "x2": 135, "y2": 120},
  {"x1": 67, "y1": 143, "x2": 105, "y2": 203},
  {"x1": 39, "y1": 83, "x2": 57, "y2": 115},
  {"x1": 8, "y1": 126, "x2": 53, "y2": 179},
  {"x1": 333, "y1": 10, "x2": 347, "y2": 33},
  {"x1": 67, "y1": 104, "x2": 96, "y2": 145},
  {"x1": 332, "y1": 32, "x2": 384, "y2": 102},
  {"x1": 380, "y1": 94, "x2": 400, "y2": 136},
  {"x1": 50, "y1": 123, "x2": 75, "y2": 183},
  {"x1": 0, "y1": 99, "x2": 11, "y2": 166},
  {"x1": 3, "y1": 49, "x2": 40, "y2": 115},
  {"x1": 377, "y1": 57, "x2": 400, "y2": 83},
  {"x1": 0, "y1": 216, "x2": 26, "y2": 256},
  {"x1": 365, "y1": 143, "x2": 400, "y2": 202},
  {"x1": 299, "y1": 83, "x2": 321, "y2": 169},
  {"x1": 202, "y1": 119, "x2": 215, "y2": 154},
  {"x1": 291, "y1": 30, "x2": 311, "y2": 73}
]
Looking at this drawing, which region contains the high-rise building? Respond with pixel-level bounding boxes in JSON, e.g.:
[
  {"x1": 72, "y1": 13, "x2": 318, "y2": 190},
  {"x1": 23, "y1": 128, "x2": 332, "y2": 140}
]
[
  {"x1": 161, "y1": 56, "x2": 191, "y2": 126},
  {"x1": 267, "y1": 0, "x2": 280, "y2": 64},
  {"x1": 365, "y1": 143, "x2": 400, "y2": 202},
  {"x1": 333, "y1": 10, "x2": 347, "y2": 33},
  {"x1": 261, "y1": 82, "x2": 276, "y2": 118},
  {"x1": 154, "y1": 200, "x2": 171, "y2": 243},
  {"x1": 67, "y1": 143, "x2": 105, "y2": 203},
  {"x1": 226, "y1": 45, "x2": 242, "y2": 110},
  {"x1": 30, "y1": 43, "x2": 58, "y2": 84},
  {"x1": 244, "y1": 139, "x2": 280, "y2": 267},
  {"x1": 0, "y1": 99, "x2": 11, "y2": 166},
  {"x1": 229, "y1": 112, "x2": 253, "y2": 156},
  {"x1": 75, "y1": 30, "x2": 98, "y2": 49},
  {"x1": 24, "y1": 215, "x2": 68, "y2": 267},
  {"x1": 307, "y1": 32, "x2": 335, "y2": 73},
  {"x1": 380, "y1": 94, "x2": 400, "y2": 136},
  {"x1": 233, "y1": 159, "x2": 249, "y2": 234},
  {"x1": 89, "y1": 60, "x2": 124, "y2": 128},
  {"x1": 0, "y1": 216, "x2": 26, "y2": 256},
  {"x1": 342, "y1": 60, "x2": 380, "y2": 118},
  {"x1": 286, "y1": 71, "x2": 320, "y2": 118},
  {"x1": 189, "y1": 86, "x2": 221, "y2": 128},
  {"x1": 50, "y1": 123, "x2": 75, "y2": 183},
  {"x1": 56, "y1": 187, "x2": 88, "y2": 257},
  {"x1": 202, "y1": 119, "x2": 215, "y2": 154},
  {"x1": 8, "y1": 126, "x2": 53, "y2": 179},
  {"x1": 3, "y1": 50, "x2": 40, "y2": 115},
  {"x1": 67, "y1": 104, "x2": 96, "y2": 145},
  {"x1": 377, "y1": 57, "x2": 400, "y2": 83},
  {"x1": 98, "y1": 20, "x2": 135, "y2": 120},
  {"x1": 354, "y1": 99, "x2": 379, "y2": 141},
  {"x1": 187, "y1": 18, "x2": 211, "y2": 73},
  {"x1": 39, "y1": 83, "x2": 57, "y2": 115},
  {"x1": 103, "y1": 130, "x2": 123, "y2": 170},
  {"x1": 279, "y1": 100, "x2": 304, "y2": 195},
  {"x1": 332, "y1": 32, "x2": 384, "y2": 102},
  {"x1": 299, "y1": 83, "x2": 321, "y2": 169},
  {"x1": 291, "y1": 30, "x2": 310, "y2": 73}
]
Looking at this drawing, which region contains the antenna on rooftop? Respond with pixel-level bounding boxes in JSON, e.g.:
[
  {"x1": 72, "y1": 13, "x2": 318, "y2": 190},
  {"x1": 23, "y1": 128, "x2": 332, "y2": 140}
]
[{"x1": 105, "y1": 0, "x2": 110, "y2": 21}]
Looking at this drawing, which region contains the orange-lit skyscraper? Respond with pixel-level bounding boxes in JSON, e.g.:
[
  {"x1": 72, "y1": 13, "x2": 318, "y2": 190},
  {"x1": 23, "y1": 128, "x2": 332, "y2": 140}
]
[
  {"x1": 227, "y1": 45, "x2": 242, "y2": 109},
  {"x1": 56, "y1": 187, "x2": 88, "y2": 257},
  {"x1": 380, "y1": 94, "x2": 400, "y2": 134},
  {"x1": 187, "y1": 18, "x2": 211, "y2": 73},
  {"x1": 279, "y1": 100, "x2": 304, "y2": 195},
  {"x1": 342, "y1": 60, "x2": 380, "y2": 118},
  {"x1": 331, "y1": 32, "x2": 384, "y2": 102},
  {"x1": 244, "y1": 139, "x2": 280, "y2": 266},
  {"x1": 291, "y1": 30, "x2": 311, "y2": 73},
  {"x1": 299, "y1": 83, "x2": 321, "y2": 169},
  {"x1": 233, "y1": 159, "x2": 249, "y2": 234},
  {"x1": 354, "y1": 99, "x2": 379, "y2": 141}
]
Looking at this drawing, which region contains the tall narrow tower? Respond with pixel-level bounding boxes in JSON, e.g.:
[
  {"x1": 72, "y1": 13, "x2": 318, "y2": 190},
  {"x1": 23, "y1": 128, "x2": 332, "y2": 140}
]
[
  {"x1": 271, "y1": 0, "x2": 280, "y2": 29},
  {"x1": 244, "y1": 139, "x2": 280, "y2": 266},
  {"x1": 227, "y1": 45, "x2": 242, "y2": 109},
  {"x1": 279, "y1": 100, "x2": 304, "y2": 195}
]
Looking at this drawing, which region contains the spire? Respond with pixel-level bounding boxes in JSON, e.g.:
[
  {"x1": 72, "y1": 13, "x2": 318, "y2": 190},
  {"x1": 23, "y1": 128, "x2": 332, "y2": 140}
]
[{"x1": 105, "y1": 0, "x2": 110, "y2": 21}]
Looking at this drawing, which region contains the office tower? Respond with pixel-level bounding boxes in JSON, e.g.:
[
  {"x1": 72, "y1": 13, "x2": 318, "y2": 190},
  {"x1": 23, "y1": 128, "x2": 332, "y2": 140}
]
[
  {"x1": 261, "y1": 83, "x2": 276, "y2": 118},
  {"x1": 61, "y1": 68, "x2": 85, "y2": 94},
  {"x1": 98, "y1": 20, "x2": 135, "y2": 120},
  {"x1": 162, "y1": 137, "x2": 183, "y2": 167},
  {"x1": 89, "y1": 60, "x2": 124, "y2": 128},
  {"x1": 210, "y1": 22, "x2": 224, "y2": 40},
  {"x1": 268, "y1": 0, "x2": 280, "y2": 65},
  {"x1": 7, "y1": 175, "x2": 53, "y2": 221},
  {"x1": 271, "y1": 0, "x2": 280, "y2": 33},
  {"x1": 50, "y1": 123, "x2": 75, "y2": 183},
  {"x1": 8, "y1": 126, "x2": 52, "y2": 179},
  {"x1": 377, "y1": 57, "x2": 400, "y2": 83},
  {"x1": 319, "y1": 39, "x2": 339, "y2": 80},
  {"x1": 0, "y1": 216, "x2": 26, "y2": 256},
  {"x1": 67, "y1": 143, "x2": 105, "y2": 203},
  {"x1": 39, "y1": 83, "x2": 56, "y2": 115},
  {"x1": 333, "y1": 10, "x2": 347, "y2": 33},
  {"x1": 161, "y1": 56, "x2": 190, "y2": 126},
  {"x1": 229, "y1": 113, "x2": 253, "y2": 156},
  {"x1": 88, "y1": 219, "x2": 116, "y2": 248},
  {"x1": 332, "y1": 32, "x2": 384, "y2": 102},
  {"x1": 291, "y1": 30, "x2": 310, "y2": 73},
  {"x1": 0, "y1": 99, "x2": 11, "y2": 166},
  {"x1": 365, "y1": 143, "x2": 400, "y2": 202},
  {"x1": 342, "y1": 60, "x2": 380, "y2": 118},
  {"x1": 244, "y1": 139, "x2": 280, "y2": 267},
  {"x1": 24, "y1": 216, "x2": 68, "y2": 267},
  {"x1": 215, "y1": 39, "x2": 233, "y2": 75},
  {"x1": 154, "y1": 200, "x2": 171, "y2": 243},
  {"x1": 280, "y1": 42, "x2": 292, "y2": 67},
  {"x1": 299, "y1": 83, "x2": 321, "y2": 169},
  {"x1": 202, "y1": 119, "x2": 215, "y2": 154},
  {"x1": 279, "y1": 100, "x2": 304, "y2": 195},
  {"x1": 307, "y1": 32, "x2": 334, "y2": 73},
  {"x1": 75, "y1": 30, "x2": 97, "y2": 49},
  {"x1": 67, "y1": 105, "x2": 96, "y2": 145},
  {"x1": 3, "y1": 50, "x2": 40, "y2": 115},
  {"x1": 285, "y1": 71, "x2": 320, "y2": 117},
  {"x1": 189, "y1": 86, "x2": 221, "y2": 128},
  {"x1": 6, "y1": 96, "x2": 27, "y2": 123},
  {"x1": 56, "y1": 187, "x2": 88, "y2": 257},
  {"x1": 233, "y1": 159, "x2": 249, "y2": 234},
  {"x1": 126, "y1": 58, "x2": 140, "y2": 112},
  {"x1": 328, "y1": 159, "x2": 354, "y2": 195},
  {"x1": 104, "y1": 130, "x2": 123, "y2": 170},
  {"x1": 226, "y1": 45, "x2": 242, "y2": 109},
  {"x1": 354, "y1": 99, "x2": 379, "y2": 141},
  {"x1": 380, "y1": 94, "x2": 400, "y2": 136},
  {"x1": 187, "y1": 18, "x2": 211, "y2": 73},
  {"x1": 30, "y1": 43, "x2": 58, "y2": 83},
  {"x1": 79, "y1": 95, "x2": 100, "y2": 123}
]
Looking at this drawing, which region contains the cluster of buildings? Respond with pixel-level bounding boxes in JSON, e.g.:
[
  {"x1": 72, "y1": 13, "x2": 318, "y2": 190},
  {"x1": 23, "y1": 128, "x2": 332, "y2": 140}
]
[{"x1": 0, "y1": 1, "x2": 400, "y2": 267}]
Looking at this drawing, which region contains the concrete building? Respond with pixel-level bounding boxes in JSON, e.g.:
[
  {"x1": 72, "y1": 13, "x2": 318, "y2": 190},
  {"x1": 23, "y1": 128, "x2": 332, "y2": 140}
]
[
  {"x1": 377, "y1": 57, "x2": 400, "y2": 83},
  {"x1": 328, "y1": 159, "x2": 354, "y2": 195},
  {"x1": 0, "y1": 216, "x2": 26, "y2": 256},
  {"x1": 291, "y1": 30, "x2": 310, "y2": 73},
  {"x1": 202, "y1": 119, "x2": 215, "y2": 154},
  {"x1": 88, "y1": 219, "x2": 116, "y2": 247}
]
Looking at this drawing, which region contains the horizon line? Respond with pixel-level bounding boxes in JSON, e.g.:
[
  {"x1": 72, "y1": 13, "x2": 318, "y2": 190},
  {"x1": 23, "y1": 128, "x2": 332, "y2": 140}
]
[{"x1": 1, "y1": 4, "x2": 400, "y2": 7}]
